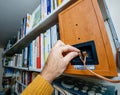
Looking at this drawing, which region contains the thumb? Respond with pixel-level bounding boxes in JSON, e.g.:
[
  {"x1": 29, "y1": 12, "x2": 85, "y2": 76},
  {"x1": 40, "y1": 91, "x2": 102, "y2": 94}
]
[{"x1": 63, "y1": 52, "x2": 79, "y2": 64}]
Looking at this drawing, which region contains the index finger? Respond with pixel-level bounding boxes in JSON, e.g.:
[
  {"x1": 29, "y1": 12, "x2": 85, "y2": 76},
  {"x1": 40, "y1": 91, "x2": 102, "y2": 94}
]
[
  {"x1": 54, "y1": 40, "x2": 65, "y2": 47},
  {"x1": 61, "y1": 45, "x2": 80, "y2": 53}
]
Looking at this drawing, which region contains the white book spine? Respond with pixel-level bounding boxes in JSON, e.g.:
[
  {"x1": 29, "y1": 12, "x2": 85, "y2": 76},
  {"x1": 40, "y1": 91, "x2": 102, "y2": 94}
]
[
  {"x1": 47, "y1": 28, "x2": 52, "y2": 54},
  {"x1": 51, "y1": 24, "x2": 58, "y2": 47},
  {"x1": 24, "y1": 47, "x2": 28, "y2": 67},
  {"x1": 51, "y1": 0, "x2": 54, "y2": 12},
  {"x1": 35, "y1": 38, "x2": 37, "y2": 69},
  {"x1": 54, "y1": 0, "x2": 57, "y2": 9},
  {"x1": 44, "y1": 0, "x2": 47, "y2": 17},
  {"x1": 41, "y1": 0, "x2": 45, "y2": 19},
  {"x1": 40, "y1": 33, "x2": 45, "y2": 70}
]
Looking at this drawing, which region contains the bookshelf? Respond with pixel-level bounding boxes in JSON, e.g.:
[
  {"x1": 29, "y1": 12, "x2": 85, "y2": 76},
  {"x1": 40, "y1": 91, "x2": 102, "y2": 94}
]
[
  {"x1": 2, "y1": 0, "x2": 74, "y2": 57},
  {"x1": 2, "y1": 0, "x2": 78, "y2": 94},
  {"x1": 2, "y1": 0, "x2": 119, "y2": 94}
]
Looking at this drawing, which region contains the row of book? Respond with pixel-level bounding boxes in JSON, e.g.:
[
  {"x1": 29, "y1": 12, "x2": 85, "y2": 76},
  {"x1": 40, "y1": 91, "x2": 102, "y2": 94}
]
[
  {"x1": 3, "y1": 68, "x2": 39, "y2": 94},
  {"x1": 2, "y1": 68, "x2": 17, "y2": 90},
  {"x1": 17, "y1": 71, "x2": 38, "y2": 86},
  {"x1": 17, "y1": 0, "x2": 64, "y2": 41},
  {"x1": 3, "y1": 68, "x2": 15, "y2": 77},
  {"x1": 4, "y1": 0, "x2": 64, "y2": 51},
  {"x1": 3, "y1": 0, "x2": 64, "y2": 94},
  {"x1": 15, "y1": 71, "x2": 39, "y2": 94},
  {"x1": 3, "y1": 24, "x2": 59, "y2": 71}
]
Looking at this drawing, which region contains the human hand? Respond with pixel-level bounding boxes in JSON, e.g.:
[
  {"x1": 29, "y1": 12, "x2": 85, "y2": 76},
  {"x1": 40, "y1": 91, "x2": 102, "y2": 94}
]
[{"x1": 40, "y1": 40, "x2": 80, "y2": 83}]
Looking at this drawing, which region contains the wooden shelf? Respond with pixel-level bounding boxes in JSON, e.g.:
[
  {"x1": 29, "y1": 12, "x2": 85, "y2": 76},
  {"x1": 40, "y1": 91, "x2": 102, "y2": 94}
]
[{"x1": 3, "y1": 0, "x2": 74, "y2": 57}]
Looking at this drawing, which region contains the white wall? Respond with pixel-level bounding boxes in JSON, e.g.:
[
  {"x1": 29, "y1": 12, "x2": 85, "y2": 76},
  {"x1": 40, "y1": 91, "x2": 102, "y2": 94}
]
[
  {"x1": 105, "y1": 1, "x2": 120, "y2": 94},
  {"x1": 105, "y1": 0, "x2": 120, "y2": 46},
  {"x1": 90, "y1": 0, "x2": 120, "y2": 94},
  {"x1": 0, "y1": 48, "x2": 4, "y2": 91}
]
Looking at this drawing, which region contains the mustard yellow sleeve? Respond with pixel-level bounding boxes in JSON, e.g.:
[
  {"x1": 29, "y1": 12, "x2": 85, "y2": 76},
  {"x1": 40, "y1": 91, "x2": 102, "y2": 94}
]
[{"x1": 21, "y1": 75, "x2": 54, "y2": 95}]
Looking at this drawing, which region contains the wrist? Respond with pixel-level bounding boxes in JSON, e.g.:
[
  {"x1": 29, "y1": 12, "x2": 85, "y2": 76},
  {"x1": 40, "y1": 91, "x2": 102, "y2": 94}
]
[{"x1": 40, "y1": 70, "x2": 54, "y2": 83}]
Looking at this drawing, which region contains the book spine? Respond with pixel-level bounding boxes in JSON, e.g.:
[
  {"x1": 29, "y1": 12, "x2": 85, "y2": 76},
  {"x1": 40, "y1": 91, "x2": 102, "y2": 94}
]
[
  {"x1": 31, "y1": 5, "x2": 41, "y2": 28},
  {"x1": 44, "y1": 0, "x2": 47, "y2": 17},
  {"x1": 32, "y1": 40, "x2": 35, "y2": 69},
  {"x1": 54, "y1": 0, "x2": 58, "y2": 9},
  {"x1": 44, "y1": 29, "x2": 51, "y2": 63},
  {"x1": 41, "y1": 0, "x2": 45, "y2": 19},
  {"x1": 40, "y1": 33, "x2": 45, "y2": 70},
  {"x1": 51, "y1": 24, "x2": 58, "y2": 47},
  {"x1": 58, "y1": 0, "x2": 62, "y2": 6},
  {"x1": 23, "y1": 17, "x2": 27, "y2": 36},
  {"x1": 44, "y1": 31, "x2": 48, "y2": 63},
  {"x1": 36, "y1": 36, "x2": 41, "y2": 69},
  {"x1": 51, "y1": 0, "x2": 54, "y2": 12},
  {"x1": 47, "y1": 29, "x2": 52, "y2": 54},
  {"x1": 47, "y1": 0, "x2": 51, "y2": 15},
  {"x1": 23, "y1": 47, "x2": 28, "y2": 67},
  {"x1": 29, "y1": 43, "x2": 33, "y2": 69},
  {"x1": 26, "y1": 13, "x2": 32, "y2": 34}
]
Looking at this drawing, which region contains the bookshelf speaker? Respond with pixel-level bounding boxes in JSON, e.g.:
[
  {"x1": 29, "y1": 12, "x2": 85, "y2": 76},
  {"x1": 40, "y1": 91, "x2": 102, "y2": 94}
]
[{"x1": 59, "y1": 0, "x2": 117, "y2": 76}]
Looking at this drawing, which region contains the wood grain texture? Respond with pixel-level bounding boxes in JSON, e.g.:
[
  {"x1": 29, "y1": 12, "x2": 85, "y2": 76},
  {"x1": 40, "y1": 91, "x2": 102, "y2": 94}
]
[{"x1": 59, "y1": 0, "x2": 117, "y2": 76}]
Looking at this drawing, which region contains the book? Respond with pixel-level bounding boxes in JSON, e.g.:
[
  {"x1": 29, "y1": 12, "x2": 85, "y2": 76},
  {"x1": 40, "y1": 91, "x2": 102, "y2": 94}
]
[
  {"x1": 47, "y1": 0, "x2": 51, "y2": 15},
  {"x1": 32, "y1": 40, "x2": 36, "y2": 69},
  {"x1": 31, "y1": 5, "x2": 41, "y2": 28},
  {"x1": 40, "y1": 33, "x2": 45, "y2": 70},
  {"x1": 51, "y1": 0, "x2": 54, "y2": 12},
  {"x1": 44, "y1": 29, "x2": 51, "y2": 63},
  {"x1": 58, "y1": 0, "x2": 62, "y2": 6},
  {"x1": 23, "y1": 47, "x2": 28, "y2": 67},
  {"x1": 54, "y1": 0, "x2": 58, "y2": 9},
  {"x1": 26, "y1": 13, "x2": 32, "y2": 34},
  {"x1": 23, "y1": 16, "x2": 27, "y2": 37},
  {"x1": 36, "y1": 36, "x2": 41, "y2": 69},
  {"x1": 41, "y1": 0, "x2": 47, "y2": 19},
  {"x1": 51, "y1": 24, "x2": 59, "y2": 47},
  {"x1": 29, "y1": 43, "x2": 33, "y2": 69},
  {"x1": 18, "y1": 53, "x2": 23, "y2": 67},
  {"x1": 41, "y1": 0, "x2": 45, "y2": 19}
]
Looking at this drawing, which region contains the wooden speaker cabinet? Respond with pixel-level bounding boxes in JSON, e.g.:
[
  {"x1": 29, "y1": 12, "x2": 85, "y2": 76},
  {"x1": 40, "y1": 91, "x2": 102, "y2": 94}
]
[{"x1": 59, "y1": 0, "x2": 117, "y2": 76}]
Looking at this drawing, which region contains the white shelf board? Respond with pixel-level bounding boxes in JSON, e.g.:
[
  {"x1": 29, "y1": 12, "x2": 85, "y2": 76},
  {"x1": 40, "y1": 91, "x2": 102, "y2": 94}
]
[
  {"x1": 4, "y1": 65, "x2": 28, "y2": 71},
  {"x1": 15, "y1": 90, "x2": 20, "y2": 95},
  {"x1": 29, "y1": 68, "x2": 42, "y2": 72},
  {"x1": 16, "y1": 80, "x2": 27, "y2": 87},
  {"x1": 4, "y1": 65, "x2": 43, "y2": 72}
]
